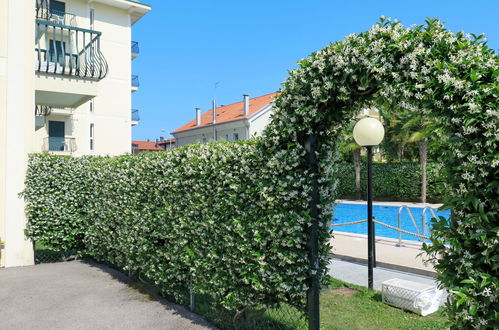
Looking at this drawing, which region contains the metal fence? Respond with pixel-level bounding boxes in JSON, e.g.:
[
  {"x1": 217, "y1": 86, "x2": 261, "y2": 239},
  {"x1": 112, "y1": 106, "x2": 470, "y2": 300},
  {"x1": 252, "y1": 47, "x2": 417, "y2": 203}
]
[
  {"x1": 120, "y1": 269, "x2": 308, "y2": 330},
  {"x1": 34, "y1": 244, "x2": 78, "y2": 264}
]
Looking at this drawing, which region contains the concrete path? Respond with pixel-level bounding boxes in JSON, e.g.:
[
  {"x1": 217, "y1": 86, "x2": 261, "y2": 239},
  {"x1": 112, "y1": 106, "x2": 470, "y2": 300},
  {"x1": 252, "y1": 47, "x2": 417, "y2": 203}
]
[
  {"x1": 329, "y1": 258, "x2": 439, "y2": 291},
  {"x1": 0, "y1": 261, "x2": 216, "y2": 330}
]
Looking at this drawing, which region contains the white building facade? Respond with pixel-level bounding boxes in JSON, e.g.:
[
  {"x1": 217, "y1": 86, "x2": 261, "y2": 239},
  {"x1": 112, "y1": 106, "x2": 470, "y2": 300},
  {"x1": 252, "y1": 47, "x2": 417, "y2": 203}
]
[
  {"x1": 172, "y1": 93, "x2": 276, "y2": 147},
  {"x1": 0, "y1": 0, "x2": 150, "y2": 267}
]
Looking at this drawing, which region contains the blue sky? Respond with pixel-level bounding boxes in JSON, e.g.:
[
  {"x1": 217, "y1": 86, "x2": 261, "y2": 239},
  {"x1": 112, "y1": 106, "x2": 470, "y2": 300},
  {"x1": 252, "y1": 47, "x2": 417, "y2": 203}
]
[{"x1": 131, "y1": 0, "x2": 499, "y2": 141}]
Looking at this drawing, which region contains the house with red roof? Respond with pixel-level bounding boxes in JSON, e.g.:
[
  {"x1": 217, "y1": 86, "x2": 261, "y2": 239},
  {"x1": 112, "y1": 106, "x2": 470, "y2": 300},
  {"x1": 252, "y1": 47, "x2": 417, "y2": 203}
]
[
  {"x1": 171, "y1": 93, "x2": 276, "y2": 147},
  {"x1": 131, "y1": 140, "x2": 164, "y2": 154}
]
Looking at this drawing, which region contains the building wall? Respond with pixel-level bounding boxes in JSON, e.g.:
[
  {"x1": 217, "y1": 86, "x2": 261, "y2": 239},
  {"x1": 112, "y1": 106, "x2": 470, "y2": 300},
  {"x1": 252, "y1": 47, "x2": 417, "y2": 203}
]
[
  {"x1": 33, "y1": 0, "x2": 133, "y2": 156},
  {"x1": 0, "y1": 0, "x2": 8, "y2": 267},
  {"x1": 174, "y1": 105, "x2": 275, "y2": 147},
  {"x1": 248, "y1": 106, "x2": 273, "y2": 137},
  {"x1": 174, "y1": 121, "x2": 249, "y2": 147},
  {"x1": 0, "y1": 0, "x2": 36, "y2": 267}
]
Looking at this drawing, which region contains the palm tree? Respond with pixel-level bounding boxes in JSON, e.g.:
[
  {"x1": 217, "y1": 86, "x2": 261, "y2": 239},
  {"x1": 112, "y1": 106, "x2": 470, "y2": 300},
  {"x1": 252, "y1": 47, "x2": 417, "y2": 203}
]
[
  {"x1": 383, "y1": 110, "x2": 441, "y2": 203},
  {"x1": 340, "y1": 123, "x2": 362, "y2": 200}
]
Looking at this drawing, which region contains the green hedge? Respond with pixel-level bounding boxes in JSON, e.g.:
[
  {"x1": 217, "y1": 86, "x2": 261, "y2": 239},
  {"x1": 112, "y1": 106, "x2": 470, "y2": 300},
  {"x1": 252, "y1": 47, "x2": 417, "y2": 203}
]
[
  {"x1": 335, "y1": 162, "x2": 446, "y2": 201},
  {"x1": 24, "y1": 141, "x2": 322, "y2": 312}
]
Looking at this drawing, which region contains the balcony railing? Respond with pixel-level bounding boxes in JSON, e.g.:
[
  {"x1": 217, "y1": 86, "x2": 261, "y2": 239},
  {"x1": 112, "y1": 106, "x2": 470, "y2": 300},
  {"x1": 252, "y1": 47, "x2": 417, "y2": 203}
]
[
  {"x1": 35, "y1": 105, "x2": 52, "y2": 116},
  {"x1": 42, "y1": 137, "x2": 77, "y2": 153},
  {"x1": 131, "y1": 75, "x2": 140, "y2": 87},
  {"x1": 36, "y1": 0, "x2": 77, "y2": 27},
  {"x1": 132, "y1": 41, "x2": 139, "y2": 56},
  {"x1": 35, "y1": 20, "x2": 108, "y2": 80},
  {"x1": 131, "y1": 109, "x2": 140, "y2": 122}
]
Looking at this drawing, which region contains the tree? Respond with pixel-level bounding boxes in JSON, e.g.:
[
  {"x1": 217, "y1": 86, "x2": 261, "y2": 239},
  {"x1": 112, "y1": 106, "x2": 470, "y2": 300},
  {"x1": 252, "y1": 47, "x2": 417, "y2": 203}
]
[
  {"x1": 340, "y1": 123, "x2": 362, "y2": 199},
  {"x1": 381, "y1": 108, "x2": 442, "y2": 203}
]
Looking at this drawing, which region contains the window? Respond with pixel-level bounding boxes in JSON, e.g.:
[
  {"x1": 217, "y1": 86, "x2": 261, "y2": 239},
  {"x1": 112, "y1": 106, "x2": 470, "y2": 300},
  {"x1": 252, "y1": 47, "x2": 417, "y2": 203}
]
[
  {"x1": 89, "y1": 8, "x2": 95, "y2": 29},
  {"x1": 89, "y1": 100, "x2": 94, "y2": 113},
  {"x1": 48, "y1": 40, "x2": 66, "y2": 66},
  {"x1": 233, "y1": 133, "x2": 239, "y2": 141},
  {"x1": 225, "y1": 134, "x2": 229, "y2": 140},
  {"x1": 50, "y1": 0, "x2": 65, "y2": 16},
  {"x1": 202, "y1": 137, "x2": 207, "y2": 143},
  {"x1": 90, "y1": 124, "x2": 94, "y2": 151}
]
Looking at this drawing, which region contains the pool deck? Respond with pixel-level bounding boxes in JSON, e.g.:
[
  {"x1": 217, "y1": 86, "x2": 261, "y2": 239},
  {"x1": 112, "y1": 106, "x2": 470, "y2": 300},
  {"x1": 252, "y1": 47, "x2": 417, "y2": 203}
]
[
  {"x1": 329, "y1": 231, "x2": 437, "y2": 277},
  {"x1": 336, "y1": 199, "x2": 444, "y2": 209},
  {"x1": 331, "y1": 199, "x2": 443, "y2": 277}
]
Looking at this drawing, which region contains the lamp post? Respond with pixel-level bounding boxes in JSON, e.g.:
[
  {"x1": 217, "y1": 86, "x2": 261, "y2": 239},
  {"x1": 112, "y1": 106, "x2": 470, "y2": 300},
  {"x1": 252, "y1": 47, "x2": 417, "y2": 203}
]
[{"x1": 353, "y1": 117, "x2": 385, "y2": 290}]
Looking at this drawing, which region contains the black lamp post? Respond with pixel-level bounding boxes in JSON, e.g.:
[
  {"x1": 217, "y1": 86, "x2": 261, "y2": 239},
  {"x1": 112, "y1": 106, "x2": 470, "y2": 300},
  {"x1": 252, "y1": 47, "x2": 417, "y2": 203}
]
[{"x1": 353, "y1": 117, "x2": 385, "y2": 290}]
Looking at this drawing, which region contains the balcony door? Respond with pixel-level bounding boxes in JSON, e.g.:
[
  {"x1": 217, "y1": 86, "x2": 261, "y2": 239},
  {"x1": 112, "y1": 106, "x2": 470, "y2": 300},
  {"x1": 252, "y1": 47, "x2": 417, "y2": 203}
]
[
  {"x1": 49, "y1": 40, "x2": 66, "y2": 66},
  {"x1": 49, "y1": 0, "x2": 65, "y2": 17},
  {"x1": 48, "y1": 121, "x2": 65, "y2": 151}
]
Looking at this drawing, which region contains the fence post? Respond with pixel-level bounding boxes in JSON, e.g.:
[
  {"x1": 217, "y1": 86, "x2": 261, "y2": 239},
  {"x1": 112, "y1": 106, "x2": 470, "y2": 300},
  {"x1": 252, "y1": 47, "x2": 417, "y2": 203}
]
[
  {"x1": 190, "y1": 290, "x2": 196, "y2": 312},
  {"x1": 304, "y1": 134, "x2": 320, "y2": 330}
]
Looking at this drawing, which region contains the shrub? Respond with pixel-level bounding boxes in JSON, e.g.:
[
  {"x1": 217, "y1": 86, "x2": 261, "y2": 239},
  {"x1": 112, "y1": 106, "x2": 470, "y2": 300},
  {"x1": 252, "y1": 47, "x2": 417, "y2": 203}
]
[
  {"x1": 24, "y1": 141, "x2": 325, "y2": 312},
  {"x1": 335, "y1": 162, "x2": 447, "y2": 201}
]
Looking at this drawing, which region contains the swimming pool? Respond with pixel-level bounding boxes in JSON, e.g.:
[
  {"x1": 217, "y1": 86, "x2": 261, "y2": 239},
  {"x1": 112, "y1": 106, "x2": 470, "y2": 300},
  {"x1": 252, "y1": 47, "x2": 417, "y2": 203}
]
[{"x1": 331, "y1": 203, "x2": 451, "y2": 241}]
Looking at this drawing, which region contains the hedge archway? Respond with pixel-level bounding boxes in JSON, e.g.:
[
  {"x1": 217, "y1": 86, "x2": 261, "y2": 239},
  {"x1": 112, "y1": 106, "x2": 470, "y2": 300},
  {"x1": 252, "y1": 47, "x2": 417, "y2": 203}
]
[{"x1": 261, "y1": 18, "x2": 498, "y2": 328}]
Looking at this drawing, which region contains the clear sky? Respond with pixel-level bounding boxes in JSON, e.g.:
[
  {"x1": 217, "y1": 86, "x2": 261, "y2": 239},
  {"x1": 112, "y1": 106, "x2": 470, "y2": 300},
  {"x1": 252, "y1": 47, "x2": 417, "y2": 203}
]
[{"x1": 131, "y1": 0, "x2": 499, "y2": 141}]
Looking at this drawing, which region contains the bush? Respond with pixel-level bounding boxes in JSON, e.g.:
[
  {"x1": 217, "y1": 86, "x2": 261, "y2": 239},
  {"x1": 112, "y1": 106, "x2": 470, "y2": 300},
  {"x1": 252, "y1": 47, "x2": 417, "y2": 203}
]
[
  {"x1": 24, "y1": 141, "x2": 325, "y2": 313},
  {"x1": 335, "y1": 162, "x2": 447, "y2": 201}
]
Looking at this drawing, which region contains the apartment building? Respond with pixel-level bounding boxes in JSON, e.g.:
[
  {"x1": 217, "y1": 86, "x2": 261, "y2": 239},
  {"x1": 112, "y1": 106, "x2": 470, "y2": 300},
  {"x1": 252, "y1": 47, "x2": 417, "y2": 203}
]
[
  {"x1": 0, "y1": 0, "x2": 150, "y2": 267},
  {"x1": 172, "y1": 93, "x2": 277, "y2": 147}
]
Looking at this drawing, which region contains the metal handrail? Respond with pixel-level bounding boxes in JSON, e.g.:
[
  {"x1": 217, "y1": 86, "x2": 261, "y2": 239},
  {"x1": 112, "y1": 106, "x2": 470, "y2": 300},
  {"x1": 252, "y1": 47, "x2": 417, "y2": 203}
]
[
  {"x1": 35, "y1": 20, "x2": 108, "y2": 80},
  {"x1": 131, "y1": 109, "x2": 140, "y2": 122},
  {"x1": 35, "y1": 105, "x2": 52, "y2": 116},
  {"x1": 397, "y1": 206, "x2": 420, "y2": 245},
  {"x1": 131, "y1": 75, "x2": 140, "y2": 87},
  {"x1": 131, "y1": 41, "x2": 140, "y2": 55},
  {"x1": 421, "y1": 206, "x2": 437, "y2": 239},
  {"x1": 35, "y1": 7, "x2": 78, "y2": 28},
  {"x1": 42, "y1": 137, "x2": 77, "y2": 153}
]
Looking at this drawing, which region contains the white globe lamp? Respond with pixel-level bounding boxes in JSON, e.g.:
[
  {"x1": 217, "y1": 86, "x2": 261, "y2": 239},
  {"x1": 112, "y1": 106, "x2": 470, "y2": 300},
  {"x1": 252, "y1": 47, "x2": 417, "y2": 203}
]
[
  {"x1": 353, "y1": 117, "x2": 385, "y2": 146},
  {"x1": 352, "y1": 116, "x2": 385, "y2": 290}
]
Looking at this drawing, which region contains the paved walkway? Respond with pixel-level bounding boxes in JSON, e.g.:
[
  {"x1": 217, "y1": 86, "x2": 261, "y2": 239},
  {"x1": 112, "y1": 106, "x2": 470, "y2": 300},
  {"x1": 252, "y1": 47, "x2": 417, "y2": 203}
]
[
  {"x1": 0, "y1": 261, "x2": 215, "y2": 330},
  {"x1": 329, "y1": 258, "x2": 439, "y2": 291}
]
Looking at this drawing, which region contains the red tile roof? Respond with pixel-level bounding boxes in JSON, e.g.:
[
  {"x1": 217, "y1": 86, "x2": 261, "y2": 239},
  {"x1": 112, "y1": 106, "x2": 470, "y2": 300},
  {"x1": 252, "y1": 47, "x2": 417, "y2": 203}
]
[
  {"x1": 172, "y1": 92, "x2": 277, "y2": 134},
  {"x1": 132, "y1": 140, "x2": 163, "y2": 151}
]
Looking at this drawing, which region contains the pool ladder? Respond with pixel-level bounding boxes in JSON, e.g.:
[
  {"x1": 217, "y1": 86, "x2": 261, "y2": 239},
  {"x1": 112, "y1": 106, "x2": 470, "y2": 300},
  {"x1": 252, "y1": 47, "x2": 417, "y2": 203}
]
[{"x1": 397, "y1": 206, "x2": 437, "y2": 246}]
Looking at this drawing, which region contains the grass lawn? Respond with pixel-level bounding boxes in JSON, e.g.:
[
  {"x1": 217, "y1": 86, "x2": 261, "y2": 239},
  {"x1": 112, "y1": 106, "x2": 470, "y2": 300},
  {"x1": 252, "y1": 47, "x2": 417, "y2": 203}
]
[
  {"x1": 319, "y1": 278, "x2": 447, "y2": 329},
  {"x1": 192, "y1": 277, "x2": 448, "y2": 329}
]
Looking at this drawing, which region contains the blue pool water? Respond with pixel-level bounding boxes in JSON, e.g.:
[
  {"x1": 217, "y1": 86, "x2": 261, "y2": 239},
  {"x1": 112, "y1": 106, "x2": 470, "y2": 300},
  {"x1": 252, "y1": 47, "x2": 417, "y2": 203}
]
[{"x1": 331, "y1": 203, "x2": 451, "y2": 241}]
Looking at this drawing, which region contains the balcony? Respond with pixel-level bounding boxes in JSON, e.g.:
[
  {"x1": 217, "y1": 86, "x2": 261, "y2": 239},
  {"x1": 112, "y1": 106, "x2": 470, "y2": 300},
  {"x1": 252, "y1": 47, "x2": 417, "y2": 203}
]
[
  {"x1": 131, "y1": 75, "x2": 140, "y2": 92},
  {"x1": 42, "y1": 137, "x2": 77, "y2": 153},
  {"x1": 132, "y1": 41, "x2": 139, "y2": 60},
  {"x1": 35, "y1": 20, "x2": 108, "y2": 80},
  {"x1": 36, "y1": 0, "x2": 78, "y2": 28},
  {"x1": 131, "y1": 109, "x2": 140, "y2": 126}
]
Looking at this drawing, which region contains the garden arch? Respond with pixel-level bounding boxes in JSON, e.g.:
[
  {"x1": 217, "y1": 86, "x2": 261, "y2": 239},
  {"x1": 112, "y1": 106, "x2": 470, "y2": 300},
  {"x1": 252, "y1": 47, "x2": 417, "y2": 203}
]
[{"x1": 260, "y1": 18, "x2": 498, "y2": 328}]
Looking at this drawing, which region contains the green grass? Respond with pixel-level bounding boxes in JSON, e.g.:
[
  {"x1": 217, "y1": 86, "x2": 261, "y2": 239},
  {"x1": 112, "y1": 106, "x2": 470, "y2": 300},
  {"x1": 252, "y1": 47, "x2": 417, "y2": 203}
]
[
  {"x1": 318, "y1": 278, "x2": 448, "y2": 330},
  {"x1": 187, "y1": 278, "x2": 448, "y2": 329}
]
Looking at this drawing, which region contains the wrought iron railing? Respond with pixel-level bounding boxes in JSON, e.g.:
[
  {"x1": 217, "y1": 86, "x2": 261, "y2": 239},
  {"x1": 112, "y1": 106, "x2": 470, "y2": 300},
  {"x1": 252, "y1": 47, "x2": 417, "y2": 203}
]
[
  {"x1": 132, "y1": 41, "x2": 140, "y2": 55},
  {"x1": 35, "y1": 105, "x2": 52, "y2": 116},
  {"x1": 131, "y1": 109, "x2": 140, "y2": 122},
  {"x1": 35, "y1": 0, "x2": 78, "y2": 27},
  {"x1": 42, "y1": 137, "x2": 77, "y2": 153},
  {"x1": 132, "y1": 75, "x2": 140, "y2": 87},
  {"x1": 35, "y1": 20, "x2": 108, "y2": 80}
]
